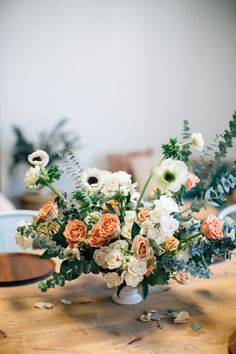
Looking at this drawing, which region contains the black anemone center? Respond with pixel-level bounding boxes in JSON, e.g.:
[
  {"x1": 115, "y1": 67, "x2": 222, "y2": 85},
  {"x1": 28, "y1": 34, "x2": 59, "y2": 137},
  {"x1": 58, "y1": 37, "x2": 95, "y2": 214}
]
[
  {"x1": 164, "y1": 170, "x2": 176, "y2": 182},
  {"x1": 32, "y1": 156, "x2": 42, "y2": 161},
  {"x1": 87, "y1": 176, "x2": 99, "y2": 185}
]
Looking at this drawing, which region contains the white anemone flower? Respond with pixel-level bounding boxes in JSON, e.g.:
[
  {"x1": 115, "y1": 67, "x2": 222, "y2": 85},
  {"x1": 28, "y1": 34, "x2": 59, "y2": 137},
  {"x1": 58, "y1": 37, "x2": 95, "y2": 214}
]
[
  {"x1": 28, "y1": 150, "x2": 49, "y2": 167},
  {"x1": 81, "y1": 167, "x2": 104, "y2": 192},
  {"x1": 191, "y1": 133, "x2": 204, "y2": 151},
  {"x1": 153, "y1": 158, "x2": 188, "y2": 193},
  {"x1": 24, "y1": 166, "x2": 41, "y2": 189}
]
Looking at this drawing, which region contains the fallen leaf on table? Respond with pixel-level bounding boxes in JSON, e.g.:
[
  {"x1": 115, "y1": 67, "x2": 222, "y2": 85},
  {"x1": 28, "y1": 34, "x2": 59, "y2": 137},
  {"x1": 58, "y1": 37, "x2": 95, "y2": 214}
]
[
  {"x1": 34, "y1": 302, "x2": 54, "y2": 309},
  {"x1": 60, "y1": 298, "x2": 71, "y2": 305},
  {"x1": 173, "y1": 311, "x2": 189, "y2": 324},
  {"x1": 128, "y1": 335, "x2": 143, "y2": 345},
  {"x1": 191, "y1": 323, "x2": 201, "y2": 331}
]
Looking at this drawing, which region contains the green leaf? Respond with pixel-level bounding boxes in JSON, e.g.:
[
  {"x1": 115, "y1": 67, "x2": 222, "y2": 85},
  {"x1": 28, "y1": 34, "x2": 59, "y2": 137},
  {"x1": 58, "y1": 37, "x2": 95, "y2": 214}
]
[
  {"x1": 147, "y1": 269, "x2": 169, "y2": 286},
  {"x1": 191, "y1": 323, "x2": 201, "y2": 331},
  {"x1": 117, "y1": 282, "x2": 125, "y2": 298},
  {"x1": 142, "y1": 278, "x2": 149, "y2": 300},
  {"x1": 131, "y1": 222, "x2": 141, "y2": 240},
  {"x1": 191, "y1": 200, "x2": 205, "y2": 213},
  {"x1": 105, "y1": 203, "x2": 116, "y2": 214}
]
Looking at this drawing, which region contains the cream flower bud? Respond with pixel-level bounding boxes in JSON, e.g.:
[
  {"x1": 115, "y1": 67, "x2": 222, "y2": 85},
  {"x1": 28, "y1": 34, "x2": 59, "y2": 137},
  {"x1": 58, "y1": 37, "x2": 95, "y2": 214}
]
[
  {"x1": 24, "y1": 166, "x2": 41, "y2": 189},
  {"x1": 191, "y1": 133, "x2": 204, "y2": 151}
]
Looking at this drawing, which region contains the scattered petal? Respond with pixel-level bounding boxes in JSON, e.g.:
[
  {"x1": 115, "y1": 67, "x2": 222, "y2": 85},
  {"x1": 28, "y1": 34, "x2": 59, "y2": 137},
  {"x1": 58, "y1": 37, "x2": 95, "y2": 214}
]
[
  {"x1": 174, "y1": 311, "x2": 189, "y2": 324},
  {"x1": 191, "y1": 323, "x2": 201, "y2": 331},
  {"x1": 0, "y1": 330, "x2": 7, "y2": 338},
  {"x1": 34, "y1": 302, "x2": 54, "y2": 309},
  {"x1": 60, "y1": 298, "x2": 71, "y2": 305}
]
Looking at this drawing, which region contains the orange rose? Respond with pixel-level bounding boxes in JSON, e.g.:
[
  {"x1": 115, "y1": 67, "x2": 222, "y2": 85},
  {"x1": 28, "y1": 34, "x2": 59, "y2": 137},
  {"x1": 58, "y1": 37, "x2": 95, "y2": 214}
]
[
  {"x1": 97, "y1": 213, "x2": 120, "y2": 238},
  {"x1": 132, "y1": 235, "x2": 151, "y2": 261},
  {"x1": 185, "y1": 172, "x2": 200, "y2": 190},
  {"x1": 38, "y1": 201, "x2": 58, "y2": 219},
  {"x1": 164, "y1": 236, "x2": 179, "y2": 252},
  {"x1": 201, "y1": 215, "x2": 223, "y2": 240},
  {"x1": 88, "y1": 225, "x2": 109, "y2": 247},
  {"x1": 101, "y1": 200, "x2": 120, "y2": 215},
  {"x1": 63, "y1": 219, "x2": 87, "y2": 245},
  {"x1": 138, "y1": 208, "x2": 150, "y2": 222}
]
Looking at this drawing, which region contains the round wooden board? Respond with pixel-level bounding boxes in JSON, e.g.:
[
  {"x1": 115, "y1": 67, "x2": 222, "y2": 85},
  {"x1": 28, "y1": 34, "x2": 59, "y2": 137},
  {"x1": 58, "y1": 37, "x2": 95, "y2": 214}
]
[{"x1": 0, "y1": 253, "x2": 55, "y2": 286}]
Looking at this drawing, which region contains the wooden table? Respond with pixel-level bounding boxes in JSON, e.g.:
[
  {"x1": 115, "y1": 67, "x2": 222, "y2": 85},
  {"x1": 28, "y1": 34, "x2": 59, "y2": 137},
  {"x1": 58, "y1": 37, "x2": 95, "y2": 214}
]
[{"x1": 1, "y1": 259, "x2": 236, "y2": 354}]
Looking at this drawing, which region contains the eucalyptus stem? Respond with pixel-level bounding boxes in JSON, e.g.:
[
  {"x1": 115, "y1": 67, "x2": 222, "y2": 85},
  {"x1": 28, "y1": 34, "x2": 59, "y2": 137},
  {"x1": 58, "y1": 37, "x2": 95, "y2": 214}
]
[
  {"x1": 180, "y1": 232, "x2": 202, "y2": 245},
  {"x1": 136, "y1": 171, "x2": 154, "y2": 211}
]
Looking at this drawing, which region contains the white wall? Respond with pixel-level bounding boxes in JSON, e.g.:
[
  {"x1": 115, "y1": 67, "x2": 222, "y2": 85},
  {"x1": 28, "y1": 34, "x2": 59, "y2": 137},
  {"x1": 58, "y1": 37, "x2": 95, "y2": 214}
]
[{"x1": 0, "y1": 0, "x2": 236, "y2": 196}]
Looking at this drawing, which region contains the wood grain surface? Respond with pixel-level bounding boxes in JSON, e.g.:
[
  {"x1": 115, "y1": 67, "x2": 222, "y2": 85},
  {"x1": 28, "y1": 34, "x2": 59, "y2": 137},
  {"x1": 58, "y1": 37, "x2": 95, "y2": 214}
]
[
  {"x1": 0, "y1": 253, "x2": 55, "y2": 284},
  {"x1": 0, "y1": 258, "x2": 236, "y2": 354}
]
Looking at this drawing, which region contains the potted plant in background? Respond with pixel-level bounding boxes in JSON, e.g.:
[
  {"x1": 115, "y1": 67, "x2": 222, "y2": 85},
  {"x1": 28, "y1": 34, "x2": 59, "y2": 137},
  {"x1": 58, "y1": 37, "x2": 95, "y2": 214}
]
[{"x1": 10, "y1": 119, "x2": 80, "y2": 209}]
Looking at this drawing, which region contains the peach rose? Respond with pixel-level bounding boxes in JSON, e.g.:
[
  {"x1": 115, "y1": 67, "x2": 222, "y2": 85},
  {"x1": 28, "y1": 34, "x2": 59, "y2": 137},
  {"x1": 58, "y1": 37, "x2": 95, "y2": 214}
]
[
  {"x1": 38, "y1": 201, "x2": 58, "y2": 219},
  {"x1": 101, "y1": 200, "x2": 120, "y2": 215},
  {"x1": 201, "y1": 215, "x2": 223, "y2": 240},
  {"x1": 164, "y1": 236, "x2": 179, "y2": 252},
  {"x1": 132, "y1": 235, "x2": 151, "y2": 261},
  {"x1": 138, "y1": 208, "x2": 150, "y2": 222},
  {"x1": 185, "y1": 172, "x2": 200, "y2": 190},
  {"x1": 88, "y1": 225, "x2": 109, "y2": 247},
  {"x1": 97, "y1": 213, "x2": 120, "y2": 238},
  {"x1": 175, "y1": 271, "x2": 192, "y2": 285},
  {"x1": 63, "y1": 219, "x2": 87, "y2": 245}
]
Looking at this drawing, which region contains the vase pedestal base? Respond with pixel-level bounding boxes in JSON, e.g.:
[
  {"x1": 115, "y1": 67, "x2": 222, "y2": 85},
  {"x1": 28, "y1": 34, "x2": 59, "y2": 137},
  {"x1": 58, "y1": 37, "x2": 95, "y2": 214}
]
[{"x1": 112, "y1": 286, "x2": 142, "y2": 305}]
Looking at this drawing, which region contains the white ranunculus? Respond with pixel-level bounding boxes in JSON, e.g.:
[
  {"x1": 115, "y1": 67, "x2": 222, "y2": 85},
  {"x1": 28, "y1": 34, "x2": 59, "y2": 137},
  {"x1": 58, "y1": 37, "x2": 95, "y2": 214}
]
[
  {"x1": 104, "y1": 272, "x2": 122, "y2": 288},
  {"x1": 124, "y1": 210, "x2": 137, "y2": 223},
  {"x1": 191, "y1": 133, "x2": 204, "y2": 151},
  {"x1": 110, "y1": 240, "x2": 129, "y2": 250},
  {"x1": 121, "y1": 271, "x2": 143, "y2": 287},
  {"x1": 101, "y1": 177, "x2": 119, "y2": 197},
  {"x1": 24, "y1": 166, "x2": 41, "y2": 189},
  {"x1": 105, "y1": 249, "x2": 124, "y2": 269},
  {"x1": 81, "y1": 167, "x2": 104, "y2": 192},
  {"x1": 113, "y1": 171, "x2": 132, "y2": 185},
  {"x1": 121, "y1": 221, "x2": 133, "y2": 240},
  {"x1": 153, "y1": 195, "x2": 179, "y2": 214},
  {"x1": 93, "y1": 249, "x2": 108, "y2": 268},
  {"x1": 146, "y1": 227, "x2": 167, "y2": 245},
  {"x1": 153, "y1": 159, "x2": 188, "y2": 193},
  {"x1": 28, "y1": 150, "x2": 49, "y2": 167}
]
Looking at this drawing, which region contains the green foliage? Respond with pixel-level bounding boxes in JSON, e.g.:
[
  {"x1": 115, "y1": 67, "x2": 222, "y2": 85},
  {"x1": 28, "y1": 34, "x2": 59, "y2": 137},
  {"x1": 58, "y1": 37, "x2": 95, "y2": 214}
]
[
  {"x1": 180, "y1": 119, "x2": 192, "y2": 162},
  {"x1": 142, "y1": 277, "x2": 149, "y2": 300},
  {"x1": 162, "y1": 138, "x2": 180, "y2": 159},
  {"x1": 105, "y1": 203, "x2": 116, "y2": 214},
  {"x1": 10, "y1": 126, "x2": 34, "y2": 169},
  {"x1": 131, "y1": 222, "x2": 141, "y2": 240}
]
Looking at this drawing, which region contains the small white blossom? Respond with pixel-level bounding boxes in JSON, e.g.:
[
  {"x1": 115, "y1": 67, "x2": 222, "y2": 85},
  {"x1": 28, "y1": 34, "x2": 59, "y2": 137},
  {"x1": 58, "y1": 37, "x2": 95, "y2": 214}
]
[
  {"x1": 105, "y1": 249, "x2": 124, "y2": 269},
  {"x1": 121, "y1": 256, "x2": 147, "y2": 287},
  {"x1": 81, "y1": 168, "x2": 104, "y2": 192},
  {"x1": 101, "y1": 177, "x2": 119, "y2": 197},
  {"x1": 28, "y1": 150, "x2": 49, "y2": 167},
  {"x1": 191, "y1": 133, "x2": 204, "y2": 151},
  {"x1": 153, "y1": 195, "x2": 179, "y2": 214},
  {"x1": 113, "y1": 171, "x2": 132, "y2": 185},
  {"x1": 93, "y1": 248, "x2": 108, "y2": 268}
]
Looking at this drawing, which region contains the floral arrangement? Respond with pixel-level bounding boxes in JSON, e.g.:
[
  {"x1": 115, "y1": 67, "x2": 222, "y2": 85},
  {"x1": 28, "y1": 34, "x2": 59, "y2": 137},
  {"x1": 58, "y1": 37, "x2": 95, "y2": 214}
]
[{"x1": 16, "y1": 117, "x2": 236, "y2": 299}]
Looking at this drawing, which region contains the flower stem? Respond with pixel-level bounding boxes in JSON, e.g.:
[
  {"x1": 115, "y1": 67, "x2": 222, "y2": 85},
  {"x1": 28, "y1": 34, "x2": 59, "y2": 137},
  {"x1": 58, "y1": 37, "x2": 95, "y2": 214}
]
[
  {"x1": 136, "y1": 171, "x2": 154, "y2": 211},
  {"x1": 87, "y1": 212, "x2": 100, "y2": 222},
  {"x1": 180, "y1": 232, "x2": 202, "y2": 245},
  {"x1": 47, "y1": 182, "x2": 67, "y2": 203}
]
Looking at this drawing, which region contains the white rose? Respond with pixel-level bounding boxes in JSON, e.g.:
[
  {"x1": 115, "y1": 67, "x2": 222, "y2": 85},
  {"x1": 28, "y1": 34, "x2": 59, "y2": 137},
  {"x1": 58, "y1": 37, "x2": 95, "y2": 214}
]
[
  {"x1": 104, "y1": 272, "x2": 122, "y2": 288},
  {"x1": 15, "y1": 232, "x2": 33, "y2": 249},
  {"x1": 101, "y1": 177, "x2": 119, "y2": 197},
  {"x1": 113, "y1": 171, "x2": 132, "y2": 185},
  {"x1": 110, "y1": 240, "x2": 129, "y2": 250},
  {"x1": 121, "y1": 257, "x2": 146, "y2": 287},
  {"x1": 153, "y1": 195, "x2": 179, "y2": 214},
  {"x1": 146, "y1": 227, "x2": 167, "y2": 245},
  {"x1": 121, "y1": 270, "x2": 143, "y2": 287},
  {"x1": 24, "y1": 166, "x2": 41, "y2": 189},
  {"x1": 124, "y1": 210, "x2": 137, "y2": 223},
  {"x1": 105, "y1": 249, "x2": 124, "y2": 269},
  {"x1": 191, "y1": 133, "x2": 204, "y2": 151},
  {"x1": 153, "y1": 159, "x2": 188, "y2": 193},
  {"x1": 93, "y1": 249, "x2": 108, "y2": 268},
  {"x1": 121, "y1": 221, "x2": 133, "y2": 240},
  {"x1": 28, "y1": 149, "x2": 49, "y2": 167},
  {"x1": 159, "y1": 213, "x2": 179, "y2": 236}
]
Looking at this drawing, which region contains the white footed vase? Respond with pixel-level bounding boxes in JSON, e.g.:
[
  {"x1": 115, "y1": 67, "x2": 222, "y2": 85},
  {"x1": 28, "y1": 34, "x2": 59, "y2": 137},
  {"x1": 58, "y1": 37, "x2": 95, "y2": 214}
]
[{"x1": 112, "y1": 286, "x2": 142, "y2": 305}]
